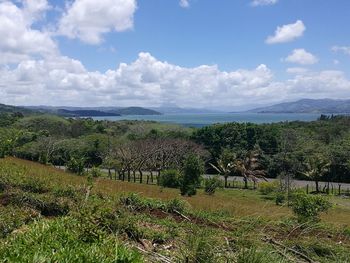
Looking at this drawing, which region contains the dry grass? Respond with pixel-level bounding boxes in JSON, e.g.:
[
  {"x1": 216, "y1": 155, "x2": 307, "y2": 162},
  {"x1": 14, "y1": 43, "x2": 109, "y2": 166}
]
[{"x1": 1, "y1": 157, "x2": 350, "y2": 225}]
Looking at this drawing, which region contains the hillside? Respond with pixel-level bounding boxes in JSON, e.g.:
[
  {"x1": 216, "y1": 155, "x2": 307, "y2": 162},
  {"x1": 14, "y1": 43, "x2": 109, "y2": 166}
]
[
  {"x1": 110, "y1": 107, "x2": 161, "y2": 116},
  {"x1": 247, "y1": 99, "x2": 350, "y2": 113},
  {"x1": 0, "y1": 158, "x2": 349, "y2": 262},
  {"x1": 23, "y1": 106, "x2": 162, "y2": 116},
  {"x1": 0, "y1": 103, "x2": 33, "y2": 115},
  {"x1": 57, "y1": 109, "x2": 121, "y2": 117}
]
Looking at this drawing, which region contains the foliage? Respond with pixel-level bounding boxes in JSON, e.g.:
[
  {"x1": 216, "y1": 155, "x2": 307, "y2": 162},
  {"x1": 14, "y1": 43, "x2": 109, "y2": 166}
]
[
  {"x1": 180, "y1": 154, "x2": 204, "y2": 196},
  {"x1": 259, "y1": 181, "x2": 280, "y2": 195},
  {"x1": 210, "y1": 148, "x2": 236, "y2": 188},
  {"x1": 204, "y1": 176, "x2": 222, "y2": 195},
  {"x1": 89, "y1": 166, "x2": 102, "y2": 178},
  {"x1": 0, "y1": 157, "x2": 350, "y2": 262},
  {"x1": 67, "y1": 157, "x2": 86, "y2": 175},
  {"x1": 159, "y1": 169, "x2": 181, "y2": 188},
  {"x1": 291, "y1": 192, "x2": 332, "y2": 222}
]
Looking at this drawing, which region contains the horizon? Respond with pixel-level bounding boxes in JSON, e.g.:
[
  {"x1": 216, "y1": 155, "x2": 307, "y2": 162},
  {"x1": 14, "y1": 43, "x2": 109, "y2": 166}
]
[{"x1": 0, "y1": 0, "x2": 350, "y2": 109}]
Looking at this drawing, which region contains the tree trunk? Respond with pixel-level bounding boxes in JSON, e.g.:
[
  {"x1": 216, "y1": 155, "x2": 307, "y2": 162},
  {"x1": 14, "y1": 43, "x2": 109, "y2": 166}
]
[
  {"x1": 224, "y1": 176, "x2": 228, "y2": 188},
  {"x1": 139, "y1": 170, "x2": 143, "y2": 184},
  {"x1": 315, "y1": 180, "x2": 319, "y2": 193},
  {"x1": 244, "y1": 177, "x2": 248, "y2": 189},
  {"x1": 150, "y1": 171, "x2": 154, "y2": 183},
  {"x1": 157, "y1": 170, "x2": 161, "y2": 185},
  {"x1": 108, "y1": 168, "x2": 112, "y2": 179},
  {"x1": 133, "y1": 170, "x2": 136, "y2": 182}
]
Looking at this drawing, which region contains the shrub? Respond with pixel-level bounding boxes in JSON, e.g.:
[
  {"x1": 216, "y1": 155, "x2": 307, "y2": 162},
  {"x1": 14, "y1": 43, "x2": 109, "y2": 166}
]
[
  {"x1": 259, "y1": 181, "x2": 280, "y2": 195},
  {"x1": 274, "y1": 191, "x2": 286, "y2": 205},
  {"x1": 204, "y1": 176, "x2": 222, "y2": 195},
  {"x1": 66, "y1": 157, "x2": 85, "y2": 175},
  {"x1": 180, "y1": 154, "x2": 204, "y2": 197},
  {"x1": 89, "y1": 166, "x2": 102, "y2": 178},
  {"x1": 166, "y1": 198, "x2": 190, "y2": 214},
  {"x1": 291, "y1": 192, "x2": 332, "y2": 222},
  {"x1": 159, "y1": 169, "x2": 180, "y2": 188}
]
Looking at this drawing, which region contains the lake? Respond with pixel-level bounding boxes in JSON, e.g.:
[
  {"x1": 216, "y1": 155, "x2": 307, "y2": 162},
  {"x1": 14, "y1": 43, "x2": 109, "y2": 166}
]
[{"x1": 93, "y1": 113, "x2": 322, "y2": 127}]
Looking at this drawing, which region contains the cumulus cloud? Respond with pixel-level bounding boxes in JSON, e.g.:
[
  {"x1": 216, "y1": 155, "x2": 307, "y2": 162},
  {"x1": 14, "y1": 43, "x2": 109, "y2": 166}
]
[
  {"x1": 251, "y1": 0, "x2": 278, "y2": 7},
  {"x1": 332, "y1": 46, "x2": 350, "y2": 56},
  {"x1": 285, "y1": 49, "x2": 318, "y2": 65},
  {"x1": 266, "y1": 20, "x2": 305, "y2": 44},
  {"x1": 1, "y1": 52, "x2": 350, "y2": 109},
  {"x1": 179, "y1": 0, "x2": 190, "y2": 8},
  {"x1": 0, "y1": 0, "x2": 57, "y2": 64},
  {"x1": 58, "y1": 0, "x2": 137, "y2": 45}
]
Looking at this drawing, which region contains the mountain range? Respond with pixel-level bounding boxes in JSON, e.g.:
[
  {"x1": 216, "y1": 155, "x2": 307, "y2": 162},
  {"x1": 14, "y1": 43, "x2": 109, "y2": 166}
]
[
  {"x1": 247, "y1": 99, "x2": 350, "y2": 114},
  {"x1": 23, "y1": 106, "x2": 161, "y2": 117}
]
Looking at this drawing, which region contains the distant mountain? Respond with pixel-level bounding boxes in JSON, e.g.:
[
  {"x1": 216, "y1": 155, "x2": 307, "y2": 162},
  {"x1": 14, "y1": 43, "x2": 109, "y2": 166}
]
[
  {"x1": 247, "y1": 99, "x2": 350, "y2": 113},
  {"x1": 57, "y1": 109, "x2": 121, "y2": 117},
  {"x1": 23, "y1": 106, "x2": 162, "y2": 116},
  {"x1": 151, "y1": 106, "x2": 222, "y2": 114},
  {"x1": 109, "y1": 107, "x2": 161, "y2": 116}
]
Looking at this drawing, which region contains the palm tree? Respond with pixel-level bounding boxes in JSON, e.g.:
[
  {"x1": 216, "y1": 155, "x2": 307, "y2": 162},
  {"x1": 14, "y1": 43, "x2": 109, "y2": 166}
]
[
  {"x1": 301, "y1": 155, "x2": 330, "y2": 193},
  {"x1": 210, "y1": 149, "x2": 235, "y2": 188},
  {"x1": 233, "y1": 150, "x2": 267, "y2": 189}
]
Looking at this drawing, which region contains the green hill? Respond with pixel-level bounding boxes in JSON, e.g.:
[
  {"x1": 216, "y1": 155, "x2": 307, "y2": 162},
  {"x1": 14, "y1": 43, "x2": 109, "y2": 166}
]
[
  {"x1": 0, "y1": 157, "x2": 349, "y2": 262},
  {"x1": 0, "y1": 103, "x2": 33, "y2": 115}
]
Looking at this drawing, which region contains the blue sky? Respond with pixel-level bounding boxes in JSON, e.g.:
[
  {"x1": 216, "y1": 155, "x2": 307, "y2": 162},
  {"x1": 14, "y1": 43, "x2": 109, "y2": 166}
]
[{"x1": 0, "y1": 0, "x2": 350, "y2": 110}]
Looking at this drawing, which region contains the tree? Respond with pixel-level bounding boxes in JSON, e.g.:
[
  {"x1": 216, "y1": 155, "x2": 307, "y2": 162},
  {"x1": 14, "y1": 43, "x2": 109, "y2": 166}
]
[
  {"x1": 180, "y1": 154, "x2": 204, "y2": 196},
  {"x1": 233, "y1": 148, "x2": 267, "y2": 189},
  {"x1": 209, "y1": 148, "x2": 235, "y2": 188},
  {"x1": 301, "y1": 155, "x2": 330, "y2": 193}
]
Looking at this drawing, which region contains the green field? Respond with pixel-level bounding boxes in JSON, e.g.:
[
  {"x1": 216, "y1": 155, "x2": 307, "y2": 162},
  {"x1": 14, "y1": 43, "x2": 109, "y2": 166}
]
[{"x1": 0, "y1": 157, "x2": 349, "y2": 262}]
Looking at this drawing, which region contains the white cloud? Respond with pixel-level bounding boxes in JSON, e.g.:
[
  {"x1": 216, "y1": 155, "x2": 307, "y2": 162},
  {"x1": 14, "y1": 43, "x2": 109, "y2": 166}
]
[
  {"x1": 286, "y1": 67, "x2": 308, "y2": 74},
  {"x1": 58, "y1": 0, "x2": 137, "y2": 45},
  {"x1": 1, "y1": 52, "x2": 349, "y2": 109},
  {"x1": 251, "y1": 0, "x2": 278, "y2": 7},
  {"x1": 285, "y1": 49, "x2": 318, "y2": 65},
  {"x1": 0, "y1": 1, "x2": 57, "y2": 64},
  {"x1": 332, "y1": 46, "x2": 350, "y2": 56},
  {"x1": 22, "y1": 0, "x2": 50, "y2": 22},
  {"x1": 179, "y1": 0, "x2": 190, "y2": 8},
  {"x1": 266, "y1": 20, "x2": 305, "y2": 44}
]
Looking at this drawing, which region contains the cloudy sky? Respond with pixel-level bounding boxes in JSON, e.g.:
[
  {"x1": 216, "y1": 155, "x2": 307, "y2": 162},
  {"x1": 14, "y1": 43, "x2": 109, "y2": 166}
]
[{"x1": 0, "y1": 0, "x2": 350, "y2": 110}]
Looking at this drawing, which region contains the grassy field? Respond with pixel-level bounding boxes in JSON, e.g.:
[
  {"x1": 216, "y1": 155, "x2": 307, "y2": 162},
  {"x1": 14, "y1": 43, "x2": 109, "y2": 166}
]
[{"x1": 0, "y1": 157, "x2": 350, "y2": 262}]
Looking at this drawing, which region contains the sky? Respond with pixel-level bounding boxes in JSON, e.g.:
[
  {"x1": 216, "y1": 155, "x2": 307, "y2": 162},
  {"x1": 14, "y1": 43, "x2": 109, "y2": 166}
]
[{"x1": 0, "y1": 0, "x2": 350, "y2": 110}]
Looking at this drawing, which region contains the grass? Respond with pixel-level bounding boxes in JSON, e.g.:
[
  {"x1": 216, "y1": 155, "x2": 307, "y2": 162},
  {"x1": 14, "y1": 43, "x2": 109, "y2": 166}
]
[{"x1": 0, "y1": 157, "x2": 350, "y2": 262}]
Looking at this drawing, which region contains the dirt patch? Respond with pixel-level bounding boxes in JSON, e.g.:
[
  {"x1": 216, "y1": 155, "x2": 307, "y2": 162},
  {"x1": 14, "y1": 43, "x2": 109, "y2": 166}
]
[{"x1": 146, "y1": 208, "x2": 234, "y2": 231}]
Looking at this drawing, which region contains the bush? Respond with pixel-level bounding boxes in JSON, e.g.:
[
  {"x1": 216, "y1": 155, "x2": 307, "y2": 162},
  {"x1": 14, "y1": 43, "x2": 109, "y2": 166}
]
[
  {"x1": 259, "y1": 181, "x2": 280, "y2": 195},
  {"x1": 274, "y1": 191, "x2": 286, "y2": 205},
  {"x1": 291, "y1": 192, "x2": 332, "y2": 222},
  {"x1": 166, "y1": 198, "x2": 190, "y2": 214},
  {"x1": 159, "y1": 169, "x2": 180, "y2": 188},
  {"x1": 180, "y1": 154, "x2": 204, "y2": 197},
  {"x1": 89, "y1": 167, "x2": 102, "y2": 178},
  {"x1": 204, "y1": 176, "x2": 222, "y2": 195},
  {"x1": 67, "y1": 157, "x2": 85, "y2": 175}
]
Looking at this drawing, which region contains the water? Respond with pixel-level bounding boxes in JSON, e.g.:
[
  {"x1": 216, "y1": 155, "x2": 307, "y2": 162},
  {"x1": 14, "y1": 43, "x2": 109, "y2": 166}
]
[{"x1": 93, "y1": 113, "x2": 322, "y2": 127}]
